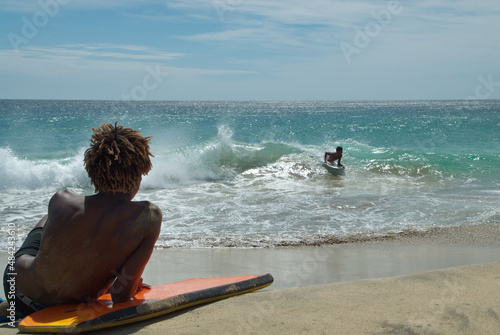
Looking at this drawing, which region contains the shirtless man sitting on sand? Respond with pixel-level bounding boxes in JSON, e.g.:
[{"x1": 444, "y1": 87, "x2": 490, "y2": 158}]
[
  {"x1": 3, "y1": 122, "x2": 162, "y2": 317},
  {"x1": 324, "y1": 146, "x2": 343, "y2": 167}
]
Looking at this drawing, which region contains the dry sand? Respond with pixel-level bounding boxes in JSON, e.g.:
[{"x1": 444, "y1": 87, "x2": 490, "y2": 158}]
[{"x1": 0, "y1": 224, "x2": 499, "y2": 334}]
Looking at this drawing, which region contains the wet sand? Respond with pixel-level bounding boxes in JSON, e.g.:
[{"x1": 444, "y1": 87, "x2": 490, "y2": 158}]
[{"x1": 0, "y1": 224, "x2": 499, "y2": 334}]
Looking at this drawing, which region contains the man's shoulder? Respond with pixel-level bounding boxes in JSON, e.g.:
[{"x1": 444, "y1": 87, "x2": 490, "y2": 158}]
[
  {"x1": 133, "y1": 201, "x2": 162, "y2": 231},
  {"x1": 49, "y1": 189, "x2": 83, "y2": 212},
  {"x1": 51, "y1": 189, "x2": 82, "y2": 202},
  {"x1": 135, "y1": 200, "x2": 161, "y2": 215},
  {"x1": 144, "y1": 202, "x2": 162, "y2": 222},
  {"x1": 52, "y1": 188, "x2": 72, "y2": 196}
]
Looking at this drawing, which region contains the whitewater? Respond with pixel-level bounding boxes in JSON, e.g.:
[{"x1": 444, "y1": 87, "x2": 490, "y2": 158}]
[{"x1": 1, "y1": 100, "x2": 499, "y2": 249}]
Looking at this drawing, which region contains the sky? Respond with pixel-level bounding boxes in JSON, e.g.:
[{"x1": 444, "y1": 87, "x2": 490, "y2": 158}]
[{"x1": 0, "y1": 0, "x2": 499, "y2": 101}]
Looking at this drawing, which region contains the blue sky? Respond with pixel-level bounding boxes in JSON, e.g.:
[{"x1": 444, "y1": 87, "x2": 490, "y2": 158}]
[{"x1": 1, "y1": 0, "x2": 499, "y2": 100}]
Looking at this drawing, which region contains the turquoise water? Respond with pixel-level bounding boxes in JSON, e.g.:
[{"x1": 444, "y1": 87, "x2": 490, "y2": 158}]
[{"x1": 1, "y1": 100, "x2": 499, "y2": 249}]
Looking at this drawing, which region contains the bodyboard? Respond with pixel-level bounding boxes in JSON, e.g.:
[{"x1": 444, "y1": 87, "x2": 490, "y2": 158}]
[
  {"x1": 18, "y1": 273, "x2": 273, "y2": 333},
  {"x1": 323, "y1": 162, "x2": 345, "y2": 175}
]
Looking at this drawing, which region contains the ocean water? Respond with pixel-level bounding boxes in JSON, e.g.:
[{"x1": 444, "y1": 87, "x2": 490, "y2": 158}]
[{"x1": 1, "y1": 100, "x2": 499, "y2": 249}]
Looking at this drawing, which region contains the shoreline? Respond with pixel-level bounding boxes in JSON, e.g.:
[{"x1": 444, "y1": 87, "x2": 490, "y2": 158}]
[{"x1": 0, "y1": 223, "x2": 499, "y2": 334}]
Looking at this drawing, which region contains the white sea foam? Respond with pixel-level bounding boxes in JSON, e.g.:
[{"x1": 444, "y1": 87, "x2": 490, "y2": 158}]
[{"x1": 1, "y1": 100, "x2": 499, "y2": 250}]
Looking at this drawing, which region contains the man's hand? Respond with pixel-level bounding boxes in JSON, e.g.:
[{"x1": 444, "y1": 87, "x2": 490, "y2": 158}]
[{"x1": 137, "y1": 277, "x2": 151, "y2": 292}]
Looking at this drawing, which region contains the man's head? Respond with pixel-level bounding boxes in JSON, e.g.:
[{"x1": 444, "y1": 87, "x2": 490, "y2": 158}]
[
  {"x1": 336, "y1": 146, "x2": 343, "y2": 153},
  {"x1": 84, "y1": 122, "x2": 153, "y2": 194}
]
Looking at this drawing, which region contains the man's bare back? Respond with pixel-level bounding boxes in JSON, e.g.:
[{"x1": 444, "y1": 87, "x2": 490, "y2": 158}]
[{"x1": 15, "y1": 188, "x2": 161, "y2": 306}]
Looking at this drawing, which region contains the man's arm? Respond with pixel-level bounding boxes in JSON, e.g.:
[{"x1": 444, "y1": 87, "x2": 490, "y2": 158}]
[{"x1": 110, "y1": 205, "x2": 161, "y2": 303}]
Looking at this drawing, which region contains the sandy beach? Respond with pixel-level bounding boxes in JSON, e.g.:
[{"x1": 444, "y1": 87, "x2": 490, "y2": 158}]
[{"x1": 1, "y1": 224, "x2": 499, "y2": 334}]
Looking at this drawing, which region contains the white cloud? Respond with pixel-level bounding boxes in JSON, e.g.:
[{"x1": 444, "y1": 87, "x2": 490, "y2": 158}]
[
  {"x1": 168, "y1": 0, "x2": 500, "y2": 26},
  {"x1": 4, "y1": 31, "x2": 187, "y2": 64},
  {"x1": 52, "y1": 44, "x2": 187, "y2": 61},
  {"x1": 176, "y1": 0, "x2": 500, "y2": 59},
  {"x1": 0, "y1": 44, "x2": 253, "y2": 78},
  {"x1": 184, "y1": 26, "x2": 307, "y2": 49}
]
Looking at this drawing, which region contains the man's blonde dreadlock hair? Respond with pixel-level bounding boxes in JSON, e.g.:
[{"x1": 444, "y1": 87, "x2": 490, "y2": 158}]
[{"x1": 84, "y1": 122, "x2": 153, "y2": 194}]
